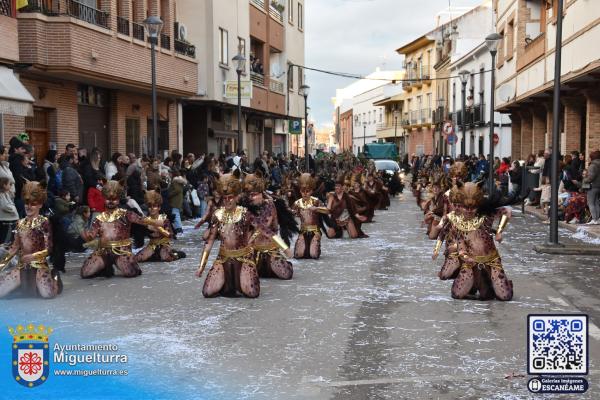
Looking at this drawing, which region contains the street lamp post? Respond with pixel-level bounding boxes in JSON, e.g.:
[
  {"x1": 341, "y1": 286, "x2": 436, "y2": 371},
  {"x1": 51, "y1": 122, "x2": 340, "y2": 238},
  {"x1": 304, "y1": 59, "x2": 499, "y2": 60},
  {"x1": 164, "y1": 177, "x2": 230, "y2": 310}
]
[
  {"x1": 143, "y1": 16, "x2": 164, "y2": 157},
  {"x1": 549, "y1": 0, "x2": 564, "y2": 245},
  {"x1": 363, "y1": 121, "x2": 367, "y2": 151},
  {"x1": 232, "y1": 53, "x2": 246, "y2": 154},
  {"x1": 485, "y1": 33, "x2": 502, "y2": 196},
  {"x1": 458, "y1": 70, "x2": 470, "y2": 158},
  {"x1": 300, "y1": 84, "x2": 310, "y2": 172},
  {"x1": 437, "y1": 97, "x2": 445, "y2": 155},
  {"x1": 393, "y1": 109, "x2": 400, "y2": 156}
]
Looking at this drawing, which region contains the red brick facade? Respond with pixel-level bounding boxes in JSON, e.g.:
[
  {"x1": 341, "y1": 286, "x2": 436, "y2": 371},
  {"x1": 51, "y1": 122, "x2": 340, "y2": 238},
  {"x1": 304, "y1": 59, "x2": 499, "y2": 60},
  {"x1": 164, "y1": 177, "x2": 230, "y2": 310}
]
[
  {"x1": 339, "y1": 109, "x2": 353, "y2": 151},
  {"x1": 2, "y1": 1, "x2": 197, "y2": 157},
  {"x1": 407, "y1": 128, "x2": 434, "y2": 156}
]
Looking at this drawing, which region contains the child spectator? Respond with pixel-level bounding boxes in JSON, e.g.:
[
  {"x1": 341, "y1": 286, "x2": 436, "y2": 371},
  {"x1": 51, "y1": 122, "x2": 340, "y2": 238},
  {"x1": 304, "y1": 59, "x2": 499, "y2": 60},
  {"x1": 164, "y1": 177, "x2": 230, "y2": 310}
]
[
  {"x1": 87, "y1": 175, "x2": 106, "y2": 217},
  {"x1": 67, "y1": 206, "x2": 90, "y2": 252}
]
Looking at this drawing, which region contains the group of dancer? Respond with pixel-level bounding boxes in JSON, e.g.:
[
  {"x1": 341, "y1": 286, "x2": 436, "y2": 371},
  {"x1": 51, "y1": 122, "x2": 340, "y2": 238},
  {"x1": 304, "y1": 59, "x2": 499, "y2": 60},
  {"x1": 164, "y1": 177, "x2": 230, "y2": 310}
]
[
  {"x1": 412, "y1": 160, "x2": 515, "y2": 301},
  {"x1": 0, "y1": 152, "x2": 519, "y2": 302},
  {"x1": 0, "y1": 159, "x2": 396, "y2": 300}
]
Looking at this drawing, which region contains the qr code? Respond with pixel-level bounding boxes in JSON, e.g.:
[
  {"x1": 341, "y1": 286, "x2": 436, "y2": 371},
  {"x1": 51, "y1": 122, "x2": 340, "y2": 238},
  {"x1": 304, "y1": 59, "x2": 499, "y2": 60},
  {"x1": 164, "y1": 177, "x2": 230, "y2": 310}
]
[{"x1": 528, "y1": 314, "x2": 588, "y2": 375}]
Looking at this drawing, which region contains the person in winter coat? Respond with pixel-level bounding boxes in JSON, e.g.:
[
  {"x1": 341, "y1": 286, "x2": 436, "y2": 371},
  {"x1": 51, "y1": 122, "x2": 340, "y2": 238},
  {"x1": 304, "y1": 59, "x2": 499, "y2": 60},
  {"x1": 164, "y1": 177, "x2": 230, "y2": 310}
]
[
  {"x1": 583, "y1": 150, "x2": 600, "y2": 224},
  {"x1": 168, "y1": 170, "x2": 186, "y2": 234},
  {"x1": 87, "y1": 173, "x2": 106, "y2": 217},
  {"x1": 10, "y1": 152, "x2": 36, "y2": 217},
  {"x1": 0, "y1": 177, "x2": 19, "y2": 244},
  {"x1": 508, "y1": 161, "x2": 522, "y2": 196},
  {"x1": 0, "y1": 145, "x2": 15, "y2": 197},
  {"x1": 146, "y1": 159, "x2": 163, "y2": 191},
  {"x1": 60, "y1": 155, "x2": 84, "y2": 204}
]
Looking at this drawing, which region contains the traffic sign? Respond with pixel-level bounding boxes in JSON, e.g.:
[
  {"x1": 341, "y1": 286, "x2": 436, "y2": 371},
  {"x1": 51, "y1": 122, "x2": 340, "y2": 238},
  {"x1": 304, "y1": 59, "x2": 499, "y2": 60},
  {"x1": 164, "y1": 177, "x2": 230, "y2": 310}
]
[
  {"x1": 443, "y1": 121, "x2": 454, "y2": 136},
  {"x1": 446, "y1": 134, "x2": 457, "y2": 145}
]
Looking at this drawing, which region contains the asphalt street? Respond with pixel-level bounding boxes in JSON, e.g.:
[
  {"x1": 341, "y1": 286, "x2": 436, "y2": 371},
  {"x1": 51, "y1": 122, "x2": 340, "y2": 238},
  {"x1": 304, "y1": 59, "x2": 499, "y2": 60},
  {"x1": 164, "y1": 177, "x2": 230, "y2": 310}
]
[{"x1": 3, "y1": 196, "x2": 600, "y2": 399}]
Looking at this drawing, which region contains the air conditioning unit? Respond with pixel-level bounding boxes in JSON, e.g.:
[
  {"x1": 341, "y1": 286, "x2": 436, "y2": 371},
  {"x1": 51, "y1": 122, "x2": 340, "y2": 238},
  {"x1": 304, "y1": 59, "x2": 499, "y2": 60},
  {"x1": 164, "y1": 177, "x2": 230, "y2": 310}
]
[{"x1": 178, "y1": 23, "x2": 188, "y2": 41}]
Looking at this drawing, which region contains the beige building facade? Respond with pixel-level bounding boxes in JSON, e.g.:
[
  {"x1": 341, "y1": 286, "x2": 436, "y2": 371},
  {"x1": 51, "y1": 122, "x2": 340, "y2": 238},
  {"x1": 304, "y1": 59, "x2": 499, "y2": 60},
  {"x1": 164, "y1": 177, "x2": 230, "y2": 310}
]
[
  {"x1": 179, "y1": 0, "x2": 305, "y2": 159},
  {"x1": 494, "y1": 0, "x2": 600, "y2": 161}
]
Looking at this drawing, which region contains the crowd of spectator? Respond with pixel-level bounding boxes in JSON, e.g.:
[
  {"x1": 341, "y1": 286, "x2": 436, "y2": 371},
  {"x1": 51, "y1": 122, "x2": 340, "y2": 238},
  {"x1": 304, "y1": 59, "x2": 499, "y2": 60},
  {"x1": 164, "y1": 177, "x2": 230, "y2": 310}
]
[{"x1": 409, "y1": 148, "x2": 600, "y2": 225}]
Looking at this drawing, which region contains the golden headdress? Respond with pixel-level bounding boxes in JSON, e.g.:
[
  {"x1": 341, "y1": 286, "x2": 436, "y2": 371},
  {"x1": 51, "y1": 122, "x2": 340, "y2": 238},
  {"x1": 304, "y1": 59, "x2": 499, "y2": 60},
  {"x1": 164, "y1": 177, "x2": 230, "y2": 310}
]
[
  {"x1": 216, "y1": 171, "x2": 242, "y2": 196},
  {"x1": 242, "y1": 170, "x2": 266, "y2": 193},
  {"x1": 449, "y1": 181, "x2": 485, "y2": 209},
  {"x1": 144, "y1": 190, "x2": 163, "y2": 207},
  {"x1": 102, "y1": 180, "x2": 124, "y2": 200},
  {"x1": 22, "y1": 181, "x2": 47, "y2": 205},
  {"x1": 298, "y1": 173, "x2": 316, "y2": 191},
  {"x1": 350, "y1": 173, "x2": 365, "y2": 187},
  {"x1": 449, "y1": 161, "x2": 469, "y2": 181}
]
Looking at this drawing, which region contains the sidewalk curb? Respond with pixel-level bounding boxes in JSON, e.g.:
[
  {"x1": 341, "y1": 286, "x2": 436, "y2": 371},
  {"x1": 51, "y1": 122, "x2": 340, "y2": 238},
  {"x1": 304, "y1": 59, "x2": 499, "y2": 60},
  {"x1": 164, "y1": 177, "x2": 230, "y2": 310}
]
[
  {"x1": 521, "y1": 205, "x2": 600, "y2": 241},
  {"x1": 533, "y1": 244, "x2": 600, "y2": 255}
]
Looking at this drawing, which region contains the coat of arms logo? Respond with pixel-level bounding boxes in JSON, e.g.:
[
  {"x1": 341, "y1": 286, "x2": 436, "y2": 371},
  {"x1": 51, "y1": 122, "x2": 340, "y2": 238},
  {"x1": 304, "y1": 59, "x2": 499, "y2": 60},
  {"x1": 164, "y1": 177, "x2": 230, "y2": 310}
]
[{"x1": 9, "y1": 324, "x2": 52, "y2": 388}]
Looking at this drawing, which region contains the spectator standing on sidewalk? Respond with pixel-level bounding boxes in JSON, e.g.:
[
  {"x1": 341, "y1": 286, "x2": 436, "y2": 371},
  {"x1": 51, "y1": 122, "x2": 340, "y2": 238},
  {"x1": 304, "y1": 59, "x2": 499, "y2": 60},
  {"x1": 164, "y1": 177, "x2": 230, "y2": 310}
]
[
  {"x1": 582, "y1": 150, "x2": 600, "y2": 225},
  {"x1": 0, "y1": 177, "x2": 19, "y2": 244},
  {"x1": 168, "y1": 170, "x2": 187, "y2": 234}
]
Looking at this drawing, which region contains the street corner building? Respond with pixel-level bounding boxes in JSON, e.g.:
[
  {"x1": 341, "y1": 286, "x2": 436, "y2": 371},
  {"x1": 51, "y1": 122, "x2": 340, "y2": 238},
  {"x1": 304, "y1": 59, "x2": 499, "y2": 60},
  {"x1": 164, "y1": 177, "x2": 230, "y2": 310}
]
[
  {"x1": 494, "y1": 0, "x2": 600, "y2": 160},
  {"x1": 1, "y1": 0, "x2": 199, "y2": 158},
  {"x1": 179, "y1": 0, "x2": 306, "y2": 160}
]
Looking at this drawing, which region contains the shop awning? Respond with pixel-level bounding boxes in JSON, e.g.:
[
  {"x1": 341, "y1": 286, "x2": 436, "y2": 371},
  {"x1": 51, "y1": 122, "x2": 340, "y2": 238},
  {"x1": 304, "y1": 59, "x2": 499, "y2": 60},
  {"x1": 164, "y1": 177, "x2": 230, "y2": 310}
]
[
  {"x1": 209, "y1": 128, "x2": 238, "y2": 139},
  {"x1": 0, "y1": 66, "x2": 35, "y2": 117}
]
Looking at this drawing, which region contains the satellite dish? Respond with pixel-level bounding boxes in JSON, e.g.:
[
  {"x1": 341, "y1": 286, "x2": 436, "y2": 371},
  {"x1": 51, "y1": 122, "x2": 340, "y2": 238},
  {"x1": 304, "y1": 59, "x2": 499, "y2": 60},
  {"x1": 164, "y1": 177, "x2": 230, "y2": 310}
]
[
  {"x1": 179, "y1": 23, "x2": 188, "y2": 41},
  {"x1": 497, "y1": 83, "x2": 515, "y2": 103}
]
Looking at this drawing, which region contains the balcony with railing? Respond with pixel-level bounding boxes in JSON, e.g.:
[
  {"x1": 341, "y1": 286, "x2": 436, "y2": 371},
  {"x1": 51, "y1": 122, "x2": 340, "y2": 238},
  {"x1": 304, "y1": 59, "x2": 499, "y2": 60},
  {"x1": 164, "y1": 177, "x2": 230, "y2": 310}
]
[
  {"x1": 269, "y1": 77, "x2": 284, "y2": 94},
  {"x1": 1, "y1": 0, "x2": 12, "y2": 17},
  {"x1": 432, "y1": 107, "x2": 446, "y2": 125},
  {"x1": 402, "y1": 112, "x2": 410, "y2": 127},
  {"x1": 250, "y1": 71, "x2": 265, "y2": 87},
  {"x1": 66, "y1": 0, "x2": 109, "y2": 29},
  {"x1": 269, "y1": 2, "x2": 284, "y2": 23},
  {"x1": 250, "y1": 0, "x2": 266, "y2": 10},
  {"x1": 117, "y1": 16, "x2": 129, "y2": 36},
  {"x1": 132, "y1": 21, "x2": 144, "y2": 41},
  {"x1": 419, "y1": 108, "x2": 432, "y2": 124},
  {"x1": 174, "y1": 39, "x2": 196, "y2": 58},
  {"x1": 160, "y1": 33, "x2": 171, "y2": 50},
  {"x1": 20, "y1": 0, "x2": 109, "y2": 28},
  {"x1": 410, "y1": 110, "x2": 419, "y2": 125},
  {"x1": 16, "y1": 0, "x2": 199, "y2": 97},
  {"x1": 19, "y1": 0, "x2": 55, "y2": 15}
]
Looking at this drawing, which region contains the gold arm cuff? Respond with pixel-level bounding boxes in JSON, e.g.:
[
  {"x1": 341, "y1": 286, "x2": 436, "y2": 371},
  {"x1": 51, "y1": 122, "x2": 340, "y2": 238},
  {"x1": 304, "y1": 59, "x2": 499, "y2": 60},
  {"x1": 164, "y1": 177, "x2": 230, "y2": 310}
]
[
  {"x1": 157, "y1": 227, "x2": 171, "y2": 237},
  {"x1": 31, "y1": 249, "x2": 48, "y2": 260},
  {"x1": 497, "y1": 215, "x2": 509, "y2": 234},
  {"x1": 0, "y1": 252, "x2": 15, "y2": 271},
  {"x1": 197, "y1": 249, "x2": 210, "y2": 276},
  {"x1": 315, "y1": 207, "x2": 330, "y2": 214},
  {"x1": 433, "y1": 240, "x2": 442, "y2": 254},
  {"x1": 271, "y1": 235, "x2": 289, "y2": 251},
  {"x1": 83, "y1": 239, "x2": 100, "y2": 250}
]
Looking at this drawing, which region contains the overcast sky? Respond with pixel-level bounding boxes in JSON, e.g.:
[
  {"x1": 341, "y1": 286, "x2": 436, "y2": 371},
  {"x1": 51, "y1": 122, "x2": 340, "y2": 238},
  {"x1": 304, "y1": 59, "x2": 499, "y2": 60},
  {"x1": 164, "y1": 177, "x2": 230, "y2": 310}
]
[{"x1": 305, "y1": 0, "x2": 484, "y2": 130}]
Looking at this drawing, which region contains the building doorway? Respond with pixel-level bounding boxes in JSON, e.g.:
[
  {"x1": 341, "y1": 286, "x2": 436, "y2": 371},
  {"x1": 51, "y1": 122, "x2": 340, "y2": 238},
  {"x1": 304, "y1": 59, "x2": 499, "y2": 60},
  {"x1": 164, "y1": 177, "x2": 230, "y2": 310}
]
[{"x1": 25, "y1": 108, "x2": 49, "y2": 167}]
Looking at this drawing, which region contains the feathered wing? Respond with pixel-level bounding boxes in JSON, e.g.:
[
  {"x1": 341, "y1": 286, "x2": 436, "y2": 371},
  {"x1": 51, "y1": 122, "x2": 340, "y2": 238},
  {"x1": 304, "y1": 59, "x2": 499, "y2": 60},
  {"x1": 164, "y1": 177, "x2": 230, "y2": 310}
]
[
  {"x1": 477, "y1": 187, "x2": 530, "y2": 215},
  {"x1": 274, "y1": 196, "x2": 299, "y2": 245}
]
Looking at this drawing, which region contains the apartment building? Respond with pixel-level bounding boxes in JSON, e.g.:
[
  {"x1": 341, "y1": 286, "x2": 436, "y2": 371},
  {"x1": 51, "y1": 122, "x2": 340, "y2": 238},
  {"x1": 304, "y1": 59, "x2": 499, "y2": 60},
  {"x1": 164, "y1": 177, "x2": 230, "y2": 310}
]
[
  {"x1": 494, "y1": 0, "x2": 600, "y2": 160},
  {"x1": 394, "y1": 2, "x2": 506, "y2": 158},
  {"x1": 449, "y1": 43, "x2": 511, "y2": 158},
  {"x1": 2, "y1": 0, "x2": 198, "y2": 161},
  {"x1": 396, "y1": 37, "x2": 436, "y2": 156},
  {"x1": 0, "y1": 0, "x2": 35, "y2": 135},
  {"x1": 179, "y1": 0, "x2": 305, "y2": 160},
  {"x1": 332, "y1": 69, "x2": 403, "y2": 156}
]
